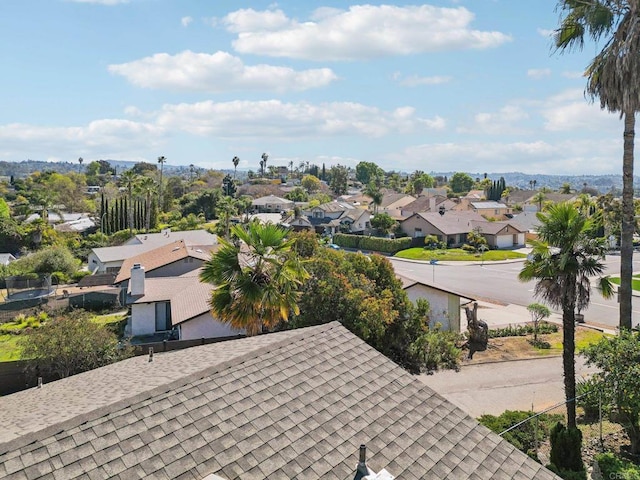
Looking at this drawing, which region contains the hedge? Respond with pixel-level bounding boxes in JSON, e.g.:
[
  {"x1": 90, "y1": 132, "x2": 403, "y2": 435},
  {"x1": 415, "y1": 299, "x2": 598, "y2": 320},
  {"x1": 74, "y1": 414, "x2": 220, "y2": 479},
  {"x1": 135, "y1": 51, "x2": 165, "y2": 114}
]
[{"x1": 332, "y1": 234, "x2": 412, "y2": 254}]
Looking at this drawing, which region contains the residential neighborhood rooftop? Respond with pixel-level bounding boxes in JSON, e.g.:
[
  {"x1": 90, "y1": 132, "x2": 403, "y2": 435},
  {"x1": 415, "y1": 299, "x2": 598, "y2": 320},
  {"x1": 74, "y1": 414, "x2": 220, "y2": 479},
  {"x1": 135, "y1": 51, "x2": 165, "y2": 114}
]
[{"x1": 0, "y1": 322, "x2": 559, "y2": 480}]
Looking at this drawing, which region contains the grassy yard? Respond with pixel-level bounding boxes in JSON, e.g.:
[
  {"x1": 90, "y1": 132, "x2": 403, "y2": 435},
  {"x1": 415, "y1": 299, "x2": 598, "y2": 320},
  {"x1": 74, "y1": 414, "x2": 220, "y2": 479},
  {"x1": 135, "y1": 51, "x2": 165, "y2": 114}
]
[
  {"x1": 610, "y1": 274, "x2": 640, "y2": 291},
  {"x1": 395, "y1": 248, "x2": 527, "y2": 262},
  {"x1": 0, "y1": 311, "x2": 128, "y2": 362}
]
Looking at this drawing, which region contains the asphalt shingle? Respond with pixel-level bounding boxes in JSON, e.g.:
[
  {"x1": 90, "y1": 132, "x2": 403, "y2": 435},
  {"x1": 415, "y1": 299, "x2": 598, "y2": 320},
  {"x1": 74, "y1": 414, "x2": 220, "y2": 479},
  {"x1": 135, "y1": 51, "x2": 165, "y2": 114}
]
[{"x1": 0, "y1": 323, "x2": 560, "y2": 480}]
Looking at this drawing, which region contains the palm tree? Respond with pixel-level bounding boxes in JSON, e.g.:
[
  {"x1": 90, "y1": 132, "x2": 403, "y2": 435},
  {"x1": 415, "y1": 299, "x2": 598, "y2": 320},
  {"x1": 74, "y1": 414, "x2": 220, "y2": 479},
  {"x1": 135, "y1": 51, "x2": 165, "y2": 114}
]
[
  {"x1": 199, "y1": 222, "x2": 309, "y2": 335},
  {"x1": 78, "y1": 157, "x2": 83, "y2": 174},
  {"x1": 555, "y1": 0, "x2": 639, "y2": 330},
  {"x1": 136, "y1": 176, "x2": 157, "y2": 233},
  {"x1": 261, "y1": 153, "x2": 268, "y2": 178},
  {"x1": 531, "y1": 192, "x2": 547, "y2": 212},
  {"x1": 119, "y1": 169, "x2": 138, "y2": 234},
  {"x1": 365, "y1": 182, "x2": 384, "y2": 214},
  {"x1": 519, "y1": 202, "x2": 613, "y2": 429},
  {"x1": 157, "y1": 155, "x2": 166, "y2": 212},
  {"x1": 232, "y1": 156, "x2": 240, "y2": 179},
  {"x1": 216, "y1": 196, "x2": 238, "y2": 239}
]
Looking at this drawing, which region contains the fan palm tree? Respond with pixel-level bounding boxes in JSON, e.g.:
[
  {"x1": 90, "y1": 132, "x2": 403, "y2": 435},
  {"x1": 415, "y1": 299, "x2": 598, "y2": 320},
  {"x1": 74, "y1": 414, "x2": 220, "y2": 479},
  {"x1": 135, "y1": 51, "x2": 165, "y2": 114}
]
[
  {"x1": 157, "y1": 155, "x2": 166, "y2": 212},
  {"x1": 136, "y1": 176, "x2": 157, "y2": 233},
  {"x1": 78, "y1": 157, "x2": 83, "y2": 174},
  {"x1": 200, "y1": 222, "x2": 309, "y2": 336},
  {"x1": 555, "y1": 0, "x2": 640, "y2": 330},
  {"x1": 519, "y1": 202, "x2": 613, "y2": 429},
  {"x1": 365, "y1": 182, "x2": 384, "y2": 214},
  {"x1": 261, "y1": 153, "x2": 268, "y2": 177},
  {"x1": 232, "y1": 156, "x2": 240, "y2": 179}
]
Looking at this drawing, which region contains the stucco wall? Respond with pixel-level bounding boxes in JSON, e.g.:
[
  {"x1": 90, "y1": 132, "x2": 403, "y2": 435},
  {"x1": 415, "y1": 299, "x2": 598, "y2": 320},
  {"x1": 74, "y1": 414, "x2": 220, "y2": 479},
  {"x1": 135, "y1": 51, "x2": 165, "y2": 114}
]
[
  {"x1": 404, "y1": 284, "x2": 460, "y2": 332},
  {"x1": 180, "y1": 314, "x2": 245, "y2": 340},
  {"x1": 400, "y1": 216, "x2": 441, "y2": 238},
  {"x1": 130, "y1": 303, "x2": 157, "y2": 336}
]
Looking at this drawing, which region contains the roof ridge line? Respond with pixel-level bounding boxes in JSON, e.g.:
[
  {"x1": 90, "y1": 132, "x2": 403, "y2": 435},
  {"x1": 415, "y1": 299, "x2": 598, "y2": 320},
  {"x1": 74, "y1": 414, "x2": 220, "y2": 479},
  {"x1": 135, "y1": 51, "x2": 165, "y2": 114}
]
[{"x1": 0, "y1": 321, "x2": 340, "y2": 455}]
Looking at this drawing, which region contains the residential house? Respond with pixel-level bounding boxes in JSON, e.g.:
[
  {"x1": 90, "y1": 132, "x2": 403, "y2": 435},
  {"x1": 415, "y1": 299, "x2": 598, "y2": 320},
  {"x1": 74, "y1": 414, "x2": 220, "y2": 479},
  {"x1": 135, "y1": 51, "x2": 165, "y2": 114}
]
[
  {"x1": 0, "y1": 253, "x2": 16, "y2": 266},
  {"x1": 523, "y1": 192, "x2": 578, "y2": 212},
  {"x1": 251, "y1": 194, "x2": 294, "y2": 213},
  {"x1": 88, "y1": 229, "x2": 217, "y2": 274},
  {"x1": 469, "y1": 220, "x2": 527, "y2": 249},
  {"x1": 305, "y1": 201, "x2": 371, "y2": 235},
  {"x1": 463, "y1": 189, "x2": 486, "y2": 201},
  {"x1": 125, "y1": 267, "x2": 242, "y2": 340},
  {"x1": 400, "y1": 195, "x2": 456, "y2": 218},
  {"x1": 377, "y1": 193, "x2": 415, "y2": 219},
  {"x1": 338, "y1": 192, "x2": 372, "y2": 208},
  {"x1": 400, "y1": 211, "x2": 485, "y2": 246},
  {"x1": 398, "y1": 274, "x2": 474, "y2": 332},
  {"x1": 0, "y1": 322, "x2": 560, "y2": 480},
  {"x1": 512, "y1": 212, "x2": 541, "y2": 241},
  {"x1": 454, "y1": 200, "x2": 511, "y2": 219}
]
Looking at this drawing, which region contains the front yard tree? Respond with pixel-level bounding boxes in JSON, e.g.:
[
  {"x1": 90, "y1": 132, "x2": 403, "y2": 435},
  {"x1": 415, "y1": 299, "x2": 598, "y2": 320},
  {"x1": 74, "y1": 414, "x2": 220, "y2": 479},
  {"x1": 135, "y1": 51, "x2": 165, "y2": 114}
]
[
  {"x1": 370, "y1": 212, "x2": 395, "y2": 235},
  {"x1": 20, "y1": 311, "x2": 131, "y2": 379},
  {"x1": 355, "y1": 161, "x2": 384, "y2": 185},
  {"x1": 527, "y1": 303, "x2": 551, "y2": 343},
  {"x1": 555, "y1": 0, "x2": 640, "y2": 330},
  {"x1": 519, "y1": 202, "x2": 613, "y2": 430},
  {"x1": 301, "y1": 174, "x2": 321, "y2": 193},
  {"x1": 200, "y1": 222, "x2": 308, "y2": 335},
  {"x1": 329, "y1": 164, "x2": 349, "y2": 196},
  {"x1": 582, "y1": 330, "x2": 640, "y2": 454}
]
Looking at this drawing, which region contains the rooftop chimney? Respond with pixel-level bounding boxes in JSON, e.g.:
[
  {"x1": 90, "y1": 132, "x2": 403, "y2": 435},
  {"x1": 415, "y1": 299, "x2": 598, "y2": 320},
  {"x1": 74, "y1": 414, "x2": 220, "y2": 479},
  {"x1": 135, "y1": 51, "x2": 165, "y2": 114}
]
[{"x1": 130, "y1": 263, "x2": 145, "y2": 296}]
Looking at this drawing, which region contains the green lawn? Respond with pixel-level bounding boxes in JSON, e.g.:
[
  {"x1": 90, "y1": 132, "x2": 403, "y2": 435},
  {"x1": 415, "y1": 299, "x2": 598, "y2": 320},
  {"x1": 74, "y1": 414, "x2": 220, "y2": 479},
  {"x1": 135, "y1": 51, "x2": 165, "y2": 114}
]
[
  {"x1": 609, "y1": 275, "x2": 640, "y2": 291},
  {"x1": 394, "y1": 248, "x2": 527, "y2": 262}
]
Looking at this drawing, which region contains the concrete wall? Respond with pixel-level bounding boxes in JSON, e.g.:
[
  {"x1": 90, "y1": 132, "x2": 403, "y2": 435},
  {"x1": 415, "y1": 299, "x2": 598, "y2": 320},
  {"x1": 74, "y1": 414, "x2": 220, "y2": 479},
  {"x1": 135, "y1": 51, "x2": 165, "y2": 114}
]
[
  {"x1": 404, "y1": 284, "x2": 460, "y2": 332},
  {"x1": 400, "y1": 216, "x2": 441, "y2": 238},
  {"x1": 180, "y1": 314, "x2": 245, "y2": 340},
  {"x1": 88, "y1": 253, "x2": 122, "y2": 274}
]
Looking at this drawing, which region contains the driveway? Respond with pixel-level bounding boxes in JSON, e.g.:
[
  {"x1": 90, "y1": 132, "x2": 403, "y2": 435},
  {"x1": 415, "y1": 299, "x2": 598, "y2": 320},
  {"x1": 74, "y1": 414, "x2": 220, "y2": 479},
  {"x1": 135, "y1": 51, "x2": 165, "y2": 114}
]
[{"x1": 419, "y1": 356, "x2": 597, "y2": 418}]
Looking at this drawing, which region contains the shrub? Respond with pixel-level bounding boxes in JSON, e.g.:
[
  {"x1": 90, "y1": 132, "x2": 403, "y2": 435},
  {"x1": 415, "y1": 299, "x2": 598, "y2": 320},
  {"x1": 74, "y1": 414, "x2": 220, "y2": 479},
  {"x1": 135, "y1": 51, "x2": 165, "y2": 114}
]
[
  {"x1": 410, "y1": 325, "x2": 463, "y2": 373},
  {"x1": 423, "y1": 235, "x2": 445, "y2": 250},
  {"x1": 478, "y1": 410, "x2": 564, "y2": 459},
  {"x1": 332, "y1": 233, "x2": 412, "y2": 254},
  {"x1": 71, "y1": 270, "x2": 93, "y2": 283},
  {"x1": 545, "y1": 464, "x2": 587, "y2": 480},
  {"x1": 549, "y1": 422, "x2": 584, "y2": 473},
  {"x1": 596, "y1": 453, "x2": 640, "y2": 480},
  {"x1": 489, "y1": 322, "x2": 558, "y2": 338},
  {"x1": 576, "y1": 377, "x2": 605, "y2": 423}
]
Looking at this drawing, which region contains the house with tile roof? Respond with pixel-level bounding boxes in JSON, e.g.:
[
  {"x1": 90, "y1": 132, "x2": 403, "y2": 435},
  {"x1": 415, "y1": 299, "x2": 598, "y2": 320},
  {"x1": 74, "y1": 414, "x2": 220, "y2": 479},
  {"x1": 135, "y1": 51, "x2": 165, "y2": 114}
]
[
  {"x1": 88, "y1": 229, "x2": 217, "y2": 274},
  {"x1": 398, "y1": 274, "x2": 475, "y2": 332},
  {"x1": 0, "y1": 322, "x2": 560, "y2": 480},
  {"x1": 378, "y1": 193, "x2": 415, "y2": 219},
  {"x1": 125, "y1": 268, "x2": 243, "y2": 340},
  {"x1": 400, "y1": 211, "x2": 485, "y2": 247},
  {"x1": 400, "y1": 195, "x2": 456, "y2": 218},
  {"x1": 303, "y1": 201, "x2": 371, "y2": 235}
]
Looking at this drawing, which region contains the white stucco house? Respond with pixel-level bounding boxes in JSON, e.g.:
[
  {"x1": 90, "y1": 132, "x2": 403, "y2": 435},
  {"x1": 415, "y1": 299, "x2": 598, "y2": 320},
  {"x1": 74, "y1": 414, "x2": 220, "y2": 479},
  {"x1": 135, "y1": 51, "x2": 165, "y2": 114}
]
[
  {"x1": 125, "y1": 266, "x2": 244, "y2": 341},
  {"x1": 398, "y1": 275, "x2": 475, "y2": 332}
]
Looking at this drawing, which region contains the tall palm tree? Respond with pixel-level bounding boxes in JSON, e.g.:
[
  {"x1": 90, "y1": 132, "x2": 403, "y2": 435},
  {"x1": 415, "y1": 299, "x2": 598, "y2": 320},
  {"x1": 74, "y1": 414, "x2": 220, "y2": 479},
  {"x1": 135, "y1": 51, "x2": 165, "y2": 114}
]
[
  {"x1": 119, "y1": 169, "x2": 138, "y2": 234},
  {"x1": 200, "y1": 222, "x2": 308, "y2": 335},
  {"x1": 519, "y1": 202, "x2": 612, "y2": 429},
  {"x1": 365, "y1": 182, "x2": 384, "y2": 214},
  {"x1": 232, "y1": 156, "x2": 240, "y2": 179},
  {"x1": 261, "y1": 152, "x2": 268, "y2": 177},
  {"x1": 555, "y1": 0, "x2": 640, "y2": 330},
  {"x1": 157, "y1": 155, "x2": 166, "y2": 212},
  {"x1": 78, "y1": 157, "x2": 83, "y2": 174},
  {"x1": 531, "y1": 192, "x2": 547, "y2": 212},
  {"x1": 136, "y1": 176, "x2": 157, "y2": 233}
]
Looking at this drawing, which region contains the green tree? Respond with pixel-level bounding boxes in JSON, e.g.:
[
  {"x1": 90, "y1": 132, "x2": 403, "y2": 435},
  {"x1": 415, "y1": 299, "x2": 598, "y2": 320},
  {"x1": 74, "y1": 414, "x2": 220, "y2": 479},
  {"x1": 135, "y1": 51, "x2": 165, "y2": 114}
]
[
  {"x1": 232, "y1": 156, "x2": 240, "y2": 179},
  {"x1": 215, "y1": 196, "x2": 239, "y2": 239},
  {"x1": 560, "y1": 182, "x2": 572, "y2": 194},
  {"x1": 370, "y1": 212, "x2": 396, "y2": 235},
  {"x1": 119, "y1": 169, "x2": 138, "y2": 234},
  {"x1": 301, "y1": 174, "x2": 321, "y2": 193},
  {"x1": 329, "y1": 165, "x2": 349, "y2": 196},
  {"x1": 582, "y1": 330, "x2": 640, "y2": 454},
  {"x1": 20, "y1": 311, "x2": 132, "y2": 379},
  {"x1": 449, "y1": 172, "x2": 474, "y2": 193},
  {"x1": 0, "y1": 197, "x2": 10, "y2": 219},
  {"x1": 519, "y1": 202, "x2": 613, "y2": 429},
  {"x1": 406, "y1": 171, "x2": 435, "y2": 195},
  {"x1": 199, "y1": 222, "x2": 309, "y2": 335},
  {"x1": 555, "y1": 0, "x2": 639, "y2": 330},
  {"x1": 365, "y1": 181, "x2": 384, "y2": 214},
  {"x1": 285, "y1": 187, "x2": 309, "y2": 202},
  {"x1": 355, "y1": 161, "x2": 384, "y2": 185},
  {"x1": 527, "y1": 303, "x2": 551, "y2": 343},
  {"x1": 136, "y1": 176, "x2": 157, "y2": 233}
]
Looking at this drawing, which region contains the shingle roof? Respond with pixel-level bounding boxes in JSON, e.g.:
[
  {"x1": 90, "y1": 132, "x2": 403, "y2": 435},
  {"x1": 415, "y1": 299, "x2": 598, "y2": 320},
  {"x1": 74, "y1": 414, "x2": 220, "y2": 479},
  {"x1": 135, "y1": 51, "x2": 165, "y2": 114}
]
[
  {"x1": 397, "y1": 274, "x2": 476, "y2": 301},
  {"x1": 470, "y1": 201, "x2": 508, "y2": 210},
  {"x1": 469, "y1": 220, "x2": 527, "y2": 235},
  {"x1": 115, "y1": 240, "x2": 214, "y2": 283},
  {"x1": 127, "y1": 229, "x2": 217, "y2": 248},
  {"x1": 251, "y1": 194, "x2": 294, "y2": 206},
  {"x1": 403, "y1": 211, "x2": 485, "y2": 235},
  {"x1": 127, "y1": 269, "x2": 213, "y2": 325},
  {"x1": 0, "y1": 323, "x2": 559, "y2": 480}
]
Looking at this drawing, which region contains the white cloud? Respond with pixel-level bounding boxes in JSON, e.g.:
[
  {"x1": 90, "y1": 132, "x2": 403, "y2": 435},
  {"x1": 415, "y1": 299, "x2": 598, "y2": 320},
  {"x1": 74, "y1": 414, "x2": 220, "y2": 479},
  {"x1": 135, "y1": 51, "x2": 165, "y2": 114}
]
[
  {"x1": 0, "y1": 120, "x2": 163, "y2": 161},
  {"x1": 561, "y1": 70, "x2": 584, "y2": 79},
  {"x1": 223, "y1": 5, "x2": 511, "y2": 60},
  {"x1": 394, "y1": 73, "x2": 452, "y2": 87},
  {"x1": 542, "y1": 89, "x2": 619, "y2": 132},
  {"x1": 388, "y1": 138, "x2": 622, "y2": 175},
  {"x1": 155, "y1": 99, "x2": 444, "y2": 138},
  {"x1": 537, "y1": 28, "x2": 554, "y2": 37},
  {"x1": 108, "y1": 50, "x2": 338, "y2": 92},
  {"x1": 181, "y1": 16, "x2": 193, "y2": 27},
  {"x1": 458, "y1": 105, "x2": 530, "y2": 135},
  {"x1": 527, "y1": 68, "x2": 551, "y2": 79}
]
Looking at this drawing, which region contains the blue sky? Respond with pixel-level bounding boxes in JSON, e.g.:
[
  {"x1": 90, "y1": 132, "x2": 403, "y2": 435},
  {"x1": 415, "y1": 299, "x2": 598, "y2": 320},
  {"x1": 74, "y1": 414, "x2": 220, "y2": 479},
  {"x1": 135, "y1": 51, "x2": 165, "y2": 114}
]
[{"x1": 0, "y1": 0, "x2": 627, "y2": 175}]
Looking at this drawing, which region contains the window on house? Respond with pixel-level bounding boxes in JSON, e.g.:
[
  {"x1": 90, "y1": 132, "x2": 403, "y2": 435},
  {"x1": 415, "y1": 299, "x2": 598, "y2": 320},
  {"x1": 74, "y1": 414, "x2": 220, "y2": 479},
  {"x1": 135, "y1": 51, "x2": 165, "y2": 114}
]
[{"x1": 155, "y1": 302, "x2": 172, "y2": 332}]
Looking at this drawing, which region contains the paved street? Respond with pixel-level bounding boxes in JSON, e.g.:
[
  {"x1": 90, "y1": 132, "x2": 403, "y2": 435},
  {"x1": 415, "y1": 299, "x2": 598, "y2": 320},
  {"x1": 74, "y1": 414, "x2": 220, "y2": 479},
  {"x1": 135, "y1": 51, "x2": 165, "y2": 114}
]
[
  {"x1": 390, "y1": 254, "x2": 640, "y2": 330},
  {"x1": 419, "y1": 356, "x2": 597, "y2": 418}
]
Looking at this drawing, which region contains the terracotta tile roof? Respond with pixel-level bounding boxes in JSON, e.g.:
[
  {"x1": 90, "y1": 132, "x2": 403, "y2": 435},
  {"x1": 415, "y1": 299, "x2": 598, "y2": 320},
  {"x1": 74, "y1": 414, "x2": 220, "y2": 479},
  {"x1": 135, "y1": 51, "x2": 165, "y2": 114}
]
[
  {"x1": 0, "y1": 323, "x2": 560, "y2": 480},
  {"x1": 115, "y1": 241, "x2": 215, "y2": 283}
]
